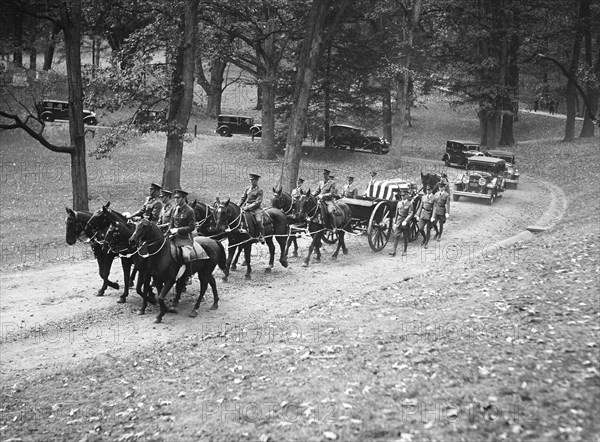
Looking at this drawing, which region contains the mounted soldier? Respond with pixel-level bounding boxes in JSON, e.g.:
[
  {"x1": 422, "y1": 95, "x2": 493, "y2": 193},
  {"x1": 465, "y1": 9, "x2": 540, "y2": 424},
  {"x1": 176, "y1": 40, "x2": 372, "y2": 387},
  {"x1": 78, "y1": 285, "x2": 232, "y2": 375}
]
[
  {"x1": 128, "y1": 182, "x2": 163, "y2": 223},
  {"x1": 239, "y1": 173, "x2": 265, "y2": 243},
  {"x1": 313, "y1": 169, "x2": 341, "y2": 224},
  {"x1": 291, "y1": 178, "x2": 305, "y2": 201},
  {"x1": 157, "y1": 188, "x2": 174, "y2": 232}
]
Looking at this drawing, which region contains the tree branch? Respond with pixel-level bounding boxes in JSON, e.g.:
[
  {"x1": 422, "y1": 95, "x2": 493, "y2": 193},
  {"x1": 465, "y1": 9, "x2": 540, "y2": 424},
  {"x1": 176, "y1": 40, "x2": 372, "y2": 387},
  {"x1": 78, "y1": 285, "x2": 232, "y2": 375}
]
[
  {"x1": 0, "y1": 111, "x2": 75, "y2": 153},
  {"x1": 536, "y1": 53, "x2": 598, "y2": 122}
]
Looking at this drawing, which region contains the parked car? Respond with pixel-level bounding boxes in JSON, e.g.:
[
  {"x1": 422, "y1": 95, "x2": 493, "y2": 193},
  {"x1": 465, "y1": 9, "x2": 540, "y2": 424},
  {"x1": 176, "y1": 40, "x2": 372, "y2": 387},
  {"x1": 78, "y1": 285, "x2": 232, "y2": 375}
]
[
  {"x1": 484, "y1": 149, "x2": 520, "y2": 189},
  {"x1": 328, "y1": 124, "x2": 390, "y2": 155},
  {"x1": 442, "y1": 140, "x2": 482, "y2": 167},
  {"x1": 453, "y1": 156, "x2": 507, "y2": 205},
  {"x1": 216, "y1": 114, "x2": 261, "y2": 137},
  {"x1": 36, "y1": 100, "x2": 98, "y2": 125}
]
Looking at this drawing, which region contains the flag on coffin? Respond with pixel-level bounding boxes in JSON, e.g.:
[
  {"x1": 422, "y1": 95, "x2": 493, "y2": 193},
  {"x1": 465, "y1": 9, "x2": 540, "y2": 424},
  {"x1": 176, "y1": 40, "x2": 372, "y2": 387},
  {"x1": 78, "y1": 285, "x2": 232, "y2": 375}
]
[{"x1": 366, "y1": 179, "x2": 413, "y2": 200}]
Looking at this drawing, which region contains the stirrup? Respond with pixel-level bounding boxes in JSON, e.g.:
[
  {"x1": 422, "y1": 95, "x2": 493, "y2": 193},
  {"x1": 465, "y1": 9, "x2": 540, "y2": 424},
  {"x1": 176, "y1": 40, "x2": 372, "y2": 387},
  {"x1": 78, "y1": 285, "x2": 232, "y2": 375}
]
[{"x1": 238, "y1": 228, "x2": 247, "y2": 234}]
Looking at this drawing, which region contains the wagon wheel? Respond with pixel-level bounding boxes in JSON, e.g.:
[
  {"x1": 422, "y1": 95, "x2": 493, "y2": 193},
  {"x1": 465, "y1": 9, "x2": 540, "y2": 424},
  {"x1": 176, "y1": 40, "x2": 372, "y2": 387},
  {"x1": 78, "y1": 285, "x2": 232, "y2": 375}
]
[
  {"x1": 367, "y1": 201, "x2": 392, "y2": 252},
  {"x1": 322, "y1": 229, "x2": 339, "y2": 244}
]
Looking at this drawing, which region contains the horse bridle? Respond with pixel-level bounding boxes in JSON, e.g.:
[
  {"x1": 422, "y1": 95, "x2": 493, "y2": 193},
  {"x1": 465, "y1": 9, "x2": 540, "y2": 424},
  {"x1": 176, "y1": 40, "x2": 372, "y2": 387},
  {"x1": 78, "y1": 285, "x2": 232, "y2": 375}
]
[{"x1": 215, "y1": 204, "x2": 242, "y2": 232}]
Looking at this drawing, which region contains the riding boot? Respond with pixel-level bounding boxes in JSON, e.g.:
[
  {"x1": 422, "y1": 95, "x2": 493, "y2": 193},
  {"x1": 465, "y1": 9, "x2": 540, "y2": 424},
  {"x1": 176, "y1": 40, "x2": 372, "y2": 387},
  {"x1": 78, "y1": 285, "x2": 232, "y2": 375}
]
[{"x1": 257, "y1": 220, "x2": 265, "y2": 244}]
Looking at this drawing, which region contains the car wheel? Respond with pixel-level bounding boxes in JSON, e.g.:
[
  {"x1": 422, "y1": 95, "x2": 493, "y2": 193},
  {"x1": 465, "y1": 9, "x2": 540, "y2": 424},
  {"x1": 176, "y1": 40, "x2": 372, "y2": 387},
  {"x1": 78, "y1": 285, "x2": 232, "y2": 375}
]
[
  {"x1": 42, "y1": 114, "x2": 54, "y2": 122},
  {"x1": 372, "y1": 144, "x2": 382, "y2": 155},
  {"x1": 86, "y1": 117, "x2": 98, "y2": 126},
  {"x1": 218, "y1": 127, "x2": 231, "y2": 137},
  {"x1": 453, "y1": 194, "x2": 460, "y2": 201}
]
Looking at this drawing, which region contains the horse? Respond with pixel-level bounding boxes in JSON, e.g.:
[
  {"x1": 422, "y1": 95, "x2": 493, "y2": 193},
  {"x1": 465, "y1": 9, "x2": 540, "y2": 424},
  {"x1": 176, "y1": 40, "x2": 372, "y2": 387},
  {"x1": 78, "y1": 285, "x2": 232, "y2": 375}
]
[
  {"x1": 85, "y1": 203, "x2": 140, "y2": 303},
  {"x1": 420, "y1": 172, "x2": 441, "y2": 193},
  {"x1": 213, "y1": 198, "x2": 289, "y2": 280},
  {"x1": 271, "y1": 187, "x2": 300, "y2": 257},
  {"x1": 293, "y1": 190, "x2": 352, "y2": 267},
  {"x1": 190, "y1": 199, "x2": 223, "y2": 238},
  {"x1": 129, "y1": 219, "x2": 226, "y2": 323},
  {"x1": 104, "y1": 221, "x2": 157, "y2": 315},
  {"x1": 65, "y1": 208, "x2": 119, "y2": 296}
]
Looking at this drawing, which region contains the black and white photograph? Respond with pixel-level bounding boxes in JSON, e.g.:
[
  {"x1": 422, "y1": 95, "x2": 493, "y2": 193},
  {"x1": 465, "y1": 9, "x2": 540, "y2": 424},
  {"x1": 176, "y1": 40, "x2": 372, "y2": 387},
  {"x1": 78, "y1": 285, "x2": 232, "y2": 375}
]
[{"x1": 1, "y1": 0, "x2": 599, "y2": 440}]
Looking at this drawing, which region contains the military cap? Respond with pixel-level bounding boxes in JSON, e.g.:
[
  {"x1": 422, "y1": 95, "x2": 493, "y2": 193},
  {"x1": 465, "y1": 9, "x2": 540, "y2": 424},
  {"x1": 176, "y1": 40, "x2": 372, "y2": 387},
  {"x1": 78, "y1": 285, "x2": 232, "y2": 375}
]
[
  {"x1": 160, "y1": 189, "x2": 173, "y2": 197},
  {"x1": 173, "y1": 189, "x2": 188, "y2": 198},
  {"x1": 249, "y1": 173, "x2": 261, "y2": 180},
  {"x1": 347, "y1": 176, "x2": 354, "y2": 180},
  {"x1": 297, "y1": 178, "x2": 305, "y2": 183},
  {"x1": 149, "y1": 182, "x2": 162, "y2": 190},
  {"x1": 370, "y1": 171, "x2": 378, "y2": 176},
  {"x1": 323, "y1": 169, "x2": 331, "y2": 174}
]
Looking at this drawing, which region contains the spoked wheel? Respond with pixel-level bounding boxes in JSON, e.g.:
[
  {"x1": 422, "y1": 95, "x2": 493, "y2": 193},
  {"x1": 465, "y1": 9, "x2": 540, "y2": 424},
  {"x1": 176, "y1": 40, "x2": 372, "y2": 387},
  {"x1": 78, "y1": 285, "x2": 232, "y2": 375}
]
[
  {"x1": 322, "y1": 229, "x2": 339, "y2": 244},
  {"x1": 367, "y1": 201, "x2": 392, "y2": 252}
]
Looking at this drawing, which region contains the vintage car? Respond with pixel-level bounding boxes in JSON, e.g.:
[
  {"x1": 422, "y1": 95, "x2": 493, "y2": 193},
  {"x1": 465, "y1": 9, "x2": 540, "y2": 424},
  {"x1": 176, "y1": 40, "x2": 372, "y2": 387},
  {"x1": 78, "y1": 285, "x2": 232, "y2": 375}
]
[
  {"x1": 216, "y1": 114, "x2": 261, "y2": 137},
  {"x1": 453, "y1": 156, "x2": 507, "y2": 205},
  {"x1": 328, "y1": 124, "x2": 390, "y2": 155},
  {"x1": 36, "y1": 100, "x2": 98, "y2": 125},
  {"x1": 442, "y1": 139, "x2": 482, "y2": 167},
  {"x1": 484, "y1": 149, "x2": 520, "y2": 189}
]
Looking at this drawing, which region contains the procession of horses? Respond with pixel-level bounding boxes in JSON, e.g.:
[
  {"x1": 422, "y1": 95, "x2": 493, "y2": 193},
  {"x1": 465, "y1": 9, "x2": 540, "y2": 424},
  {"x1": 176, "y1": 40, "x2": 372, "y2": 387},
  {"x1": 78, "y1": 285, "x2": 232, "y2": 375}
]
[{"x1": 65, "y1": 171, "x2": 444, "y2": 324}]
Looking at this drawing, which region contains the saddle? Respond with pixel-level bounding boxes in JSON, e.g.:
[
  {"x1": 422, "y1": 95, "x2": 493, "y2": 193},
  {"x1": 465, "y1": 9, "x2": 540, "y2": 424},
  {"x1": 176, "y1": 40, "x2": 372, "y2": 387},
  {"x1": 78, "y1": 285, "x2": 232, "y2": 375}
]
[
  {"x1": 170, "y1": 236, "x2": 209, "y2": 263},
  {"x1": 320, "y1": 201, "x2": 344, "y2": 225},
  {"x1": 241, "y1": 210, "x2": 273, "y2": 237}
]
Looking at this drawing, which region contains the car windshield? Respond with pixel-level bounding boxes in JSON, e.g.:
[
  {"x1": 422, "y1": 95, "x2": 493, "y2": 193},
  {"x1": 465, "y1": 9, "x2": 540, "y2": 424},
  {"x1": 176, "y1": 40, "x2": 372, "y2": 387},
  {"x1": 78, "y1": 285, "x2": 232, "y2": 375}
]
[{"x1": 467, "y1": 163, "x2": 500, "y2": 174}]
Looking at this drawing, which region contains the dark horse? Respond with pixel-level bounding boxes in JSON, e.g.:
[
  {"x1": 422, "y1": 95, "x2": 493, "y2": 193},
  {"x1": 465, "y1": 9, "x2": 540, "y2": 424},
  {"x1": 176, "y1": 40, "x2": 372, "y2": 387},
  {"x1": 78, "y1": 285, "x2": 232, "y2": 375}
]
[
  {"x1": 293, "y1": 190, "x2": 352, "y2": 267},
  {"x1": 190, "y1": 199, "x2": 223, "y2": 238},
  {"x1": 85, "y1": 203, "x2": 141, "y2": 303},
  {"x1": 213, "y1": 198, "x2": 289, "y2": 280},
  {"x1": 130, "y1": 219, "x2": 226, "y2": 323},
  {"x1": 104, "y1": 221, "x2": 157, "y2": 314},
  {"x1": 65, "y1": 208, "x2": 119, "y2": 296},
  {"x1": 420, "y1": 172, "x2": 441, "y2": 193},
  {"x1": 271, "y1": 187, "x2": 300, "y2": 257}
]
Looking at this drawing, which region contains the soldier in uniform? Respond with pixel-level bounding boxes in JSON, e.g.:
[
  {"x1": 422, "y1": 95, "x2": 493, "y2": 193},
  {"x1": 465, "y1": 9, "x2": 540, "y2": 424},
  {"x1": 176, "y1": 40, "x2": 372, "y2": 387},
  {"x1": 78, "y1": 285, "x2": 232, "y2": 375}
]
[
  {"x1": 291, "y1": 178, "x2": 305, "y2": 201},
  {"x1": 157, "y1": 189, "x2": 174, "y2": 232},
  {"x1": 313, "y1": 169, "x2": 339, "y2": 222},
  {"x1": 129, "y1": 182, "x2": 163, "y2": 222},
  {"x1": 416, "y1": 185, "x2": 438, "y2": 249},
  {"x1": 362, "y1": 171, "x2": 378, "y2": 197},
  {"x1": 168, "y1": 189, "x2": 196, "y2": 247},
  {"x1": 432, "y1": 182, "x2": 451, "y2": 241},
  {"x1": 240, "y1": 173, "x2": 265, "y2": 243},
  {"x1": 341, "y1": 176, "x2": 358, "y2": 198},
  {"x1": 389, "y1": 188, "x2": 415, "y2": 257}
]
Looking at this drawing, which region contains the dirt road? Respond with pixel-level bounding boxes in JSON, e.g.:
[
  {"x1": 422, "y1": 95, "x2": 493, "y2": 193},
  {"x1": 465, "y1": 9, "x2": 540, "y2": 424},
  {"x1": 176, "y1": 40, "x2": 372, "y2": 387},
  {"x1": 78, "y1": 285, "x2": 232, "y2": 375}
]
[{"x1": 0, "y1": 173, "x2": 560, "y2": 379}]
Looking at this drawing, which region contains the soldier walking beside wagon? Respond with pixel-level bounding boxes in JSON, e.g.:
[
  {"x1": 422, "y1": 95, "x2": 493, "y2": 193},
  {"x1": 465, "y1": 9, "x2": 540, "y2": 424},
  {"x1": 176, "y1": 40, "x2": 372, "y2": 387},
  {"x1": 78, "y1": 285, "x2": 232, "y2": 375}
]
[
  {"x1": 389, "y1": 188, "x2": 415, "y2": 257},
  {"x1": 432, "y1": 182, "x2": 451, "y2": 241}
]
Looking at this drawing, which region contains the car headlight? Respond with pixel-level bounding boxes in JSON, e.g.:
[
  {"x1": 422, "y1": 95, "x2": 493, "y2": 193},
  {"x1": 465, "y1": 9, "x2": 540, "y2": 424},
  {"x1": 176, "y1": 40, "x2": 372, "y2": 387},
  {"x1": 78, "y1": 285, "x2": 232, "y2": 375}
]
[
  {"x1": 462, "y1": 175, "x2": 470, "y2": 184},
  {"x1": 478, "y1": 178, "x2": 486, "y2": 186},
  {"x1": 507, "y1": 166, "x2": 514, "y2": 174},
  {"x1": 490, "y1": 178, "x2": 497, "y2": 186}
]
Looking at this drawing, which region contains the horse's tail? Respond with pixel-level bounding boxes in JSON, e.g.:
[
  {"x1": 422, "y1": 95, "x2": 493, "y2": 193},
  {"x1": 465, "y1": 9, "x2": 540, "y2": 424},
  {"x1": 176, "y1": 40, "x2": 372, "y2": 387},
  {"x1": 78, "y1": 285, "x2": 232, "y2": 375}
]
[{"x1": 217, "y1": 240, "x2": 227, "y2": 272}]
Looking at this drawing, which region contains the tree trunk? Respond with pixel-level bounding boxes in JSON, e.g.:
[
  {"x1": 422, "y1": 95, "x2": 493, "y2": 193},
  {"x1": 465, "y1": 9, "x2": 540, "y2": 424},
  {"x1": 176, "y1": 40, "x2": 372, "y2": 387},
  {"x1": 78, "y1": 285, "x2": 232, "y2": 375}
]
[
  {"x1": 256, "y1": 8, "x2": 277, "y2": 160},
  {"x1": 323, "y1": 42, "x2": 332, "y2": 148},
  {"x1": 13, "y1": 8, "x2": 23, "y2": 66},
  {"x1": 390, "y1": 77, "x2": 408, "y2": 168},
  {"x1": 281, "y1": 0, "x2": 333, "y2": 190},
  {"x1": 382, "y1": 87, "x2": 392, "y2": 143},
  {"x1": 206, "y1": 60, "x2": 226, "y2": 117},
  {"x1": 60, "y1": 0, "x2": 89, "y2": 211},
  {"x1": 564, "y1": 0, "x2": 585, "y2": 142},
  {"x1": 162, "y1": 0, "x2": 199, "y2": 190},
  {"x1": 43, "y1": 24, "x2": 60, "y2": 71},
  {"x1": 478, "y1": 107, "x2": 502, "y2": 148},
  {"x1": 579, "y1": 0, "x2": 597, "y2": 138},
  {"x1": 388, "y1": 0, "x2": 423, "y2": 169}
]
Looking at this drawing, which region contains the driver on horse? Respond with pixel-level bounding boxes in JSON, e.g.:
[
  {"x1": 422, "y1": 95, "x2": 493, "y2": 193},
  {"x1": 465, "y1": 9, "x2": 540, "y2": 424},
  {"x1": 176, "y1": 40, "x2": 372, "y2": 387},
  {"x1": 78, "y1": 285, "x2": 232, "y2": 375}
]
[
  {"x1": 341, "y1": 176, "x2": 358, "y2": 198},
  {"x1": 169, "y1": 189, "x2": 196, "y2": 246},
  {"x1": 128, "y1": 182, "x2": 163, "y2": 223},
  {"x1": 313, "y1": 169, "x2": 340, "y2": 224},
  {"x1": 291, "y1": 178, "x2": 305, "y2": 201},
  {"x1": 157, "y1": 188, "x2": 174, "y2": 232},
  {"x1": 240, "y1": 173, "x2": 265, "y2": 244}
]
